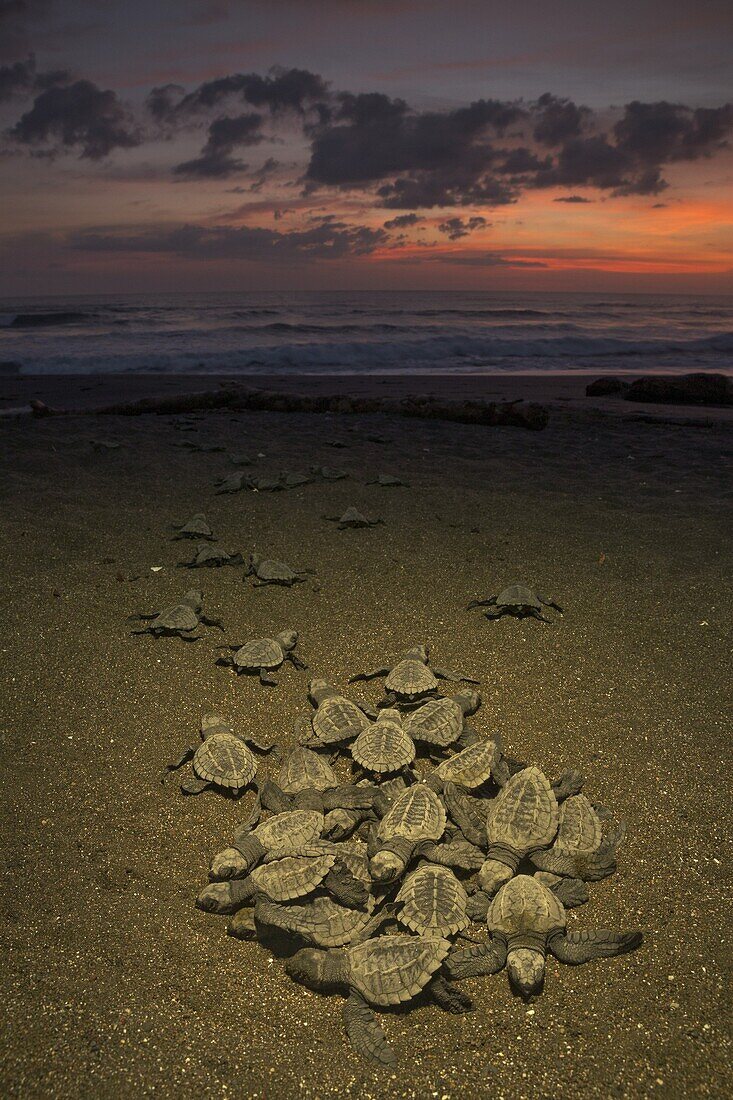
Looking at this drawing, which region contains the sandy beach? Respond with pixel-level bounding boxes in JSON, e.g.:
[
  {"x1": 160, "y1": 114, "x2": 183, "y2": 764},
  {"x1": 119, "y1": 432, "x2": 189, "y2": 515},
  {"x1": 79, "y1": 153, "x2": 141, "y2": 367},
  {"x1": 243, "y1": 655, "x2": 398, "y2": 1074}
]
[{"x1": 1, "y1": 370, "x2": 731, "y2": 1099}]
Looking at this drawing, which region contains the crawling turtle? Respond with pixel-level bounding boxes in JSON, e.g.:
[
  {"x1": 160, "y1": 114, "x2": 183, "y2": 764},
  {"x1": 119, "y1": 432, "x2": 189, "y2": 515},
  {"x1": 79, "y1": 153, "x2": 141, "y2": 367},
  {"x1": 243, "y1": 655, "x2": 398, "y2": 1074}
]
[
  {"x1": 197, "y1": 846, "x2": 368, "y2": 914},
  {"x1": 351, "y1": 710, "x2": 416, "y2": 776},
  {"x1": 260, "y1": 747, "x2": 375, "y2": 834},
  {"x1": 215, "y1": 471, "x2": 250, "y2": 494},
  {"x1": 369, "y1": 783, "x2": 446, "y2": 883},
  {"x1": 478, "y1": 766, "x2": 559, "y2": 895},
  {"x1": 216, "y1": 629, "x2": 306, "y2": 684},
  {"x1": 164, "y1": 713, "x2": 272, "y2": 796},
  {"x1": 246, "y1": 554, "x2": 313, "y2": 587},
  {"x1": 530, "y1": 796, "x2": 625, "y2": 882},
  {"x1": 299, "y1": 680, "x2": 371, "y2": 749},
  {"x1": 286, "y1": 934, "x2": 470, "y2": 1067},
  {"x1": 229, "y1": 891, "x2": 378, "y2": 948},
  {"x1": 129, "y1": 589, "x2": 222, "y2": 639},
  {"x1": 209, "y1": 809, "x2": 325, "y2": 880},
  {"x1": 403, "y1": 692, "x2": 481, "y2": 752},
  {"x1": 468, "y1": 584, "x2": 564, "y2": 623},
  {"x1": 350, "y1": 645, "x2": 478, "y2": 708},
  {"x1": 394, "y1": 864, "x2": 469, "y2": 938},
  {"x1": 366, "y1": 474, "x2": 409, "y2": 487},
  {"x1": 426, "y1": 737, "x2": 508, "y2": 795},
  {"x1": 311, "y1": 465, "x2": 348, "y2": 481},
  {"x1": 170, "y1": 513, "x2": 215, "y2": 541},
  {"x1": 177, "y1": 543, "x2": 243, "y2": 569},
  {"x1": 446, "y1": 874, "x2": 642, "y2": 998},
  {"x1": 279, "y1": 470, "x2": 314, "y2": 489},
  {"x1": 324, "y1": 507, "x2": 383, "y2": 530}
]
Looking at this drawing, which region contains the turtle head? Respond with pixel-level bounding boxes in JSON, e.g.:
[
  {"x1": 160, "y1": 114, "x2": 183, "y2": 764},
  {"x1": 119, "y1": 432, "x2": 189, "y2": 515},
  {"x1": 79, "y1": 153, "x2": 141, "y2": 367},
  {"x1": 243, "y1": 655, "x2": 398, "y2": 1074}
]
[
  {"x1": 275, "y1": 629, "x2": 298, "y2": 652},
  {"x1": 478, "y1": 859, "x2": 514, "y2": 896},
  {"x1": 378, "y1": 708, "x2": 402, "y2": 724},
  {"x1": 507, "y1": 948, "x2": 545, "y2": 999},
  {"x1": 182, "y1": 589, "x2": 204, "y2": 612},
  {"x1": 453, "y1": 690, "x2": 481, "y2": 715},
  {"x1": 248, "y1": 553, "x2": 261, "y2": 570},
  {"x1": 405, "y1": 644, "x2": 429, "y2": 663},
  {"x1": 369, "y1": 849, "x2": 405, "y2": 884},
  {"x1": 286, "y1": 948, "x2": 347, "y2": 991},
  {"x1": 309, "y1": 679, "x2": 337, "y2": 705}
]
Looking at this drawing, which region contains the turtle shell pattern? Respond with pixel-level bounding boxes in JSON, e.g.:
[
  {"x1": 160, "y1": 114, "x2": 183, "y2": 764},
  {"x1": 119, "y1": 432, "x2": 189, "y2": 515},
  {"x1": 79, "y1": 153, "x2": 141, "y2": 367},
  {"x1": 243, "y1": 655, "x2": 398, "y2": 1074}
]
[
  {"x1": 396, "y1": 865, "x2": 469, "y2": 937},
  {"x1": 234, "y1": 637, "x2": 284, "y2": 670},
  {"x1": 192, "y1": 544, "x2": 230, "y2": 565},
  {"x1": 377, "y1": 784, "x2": 446, "y2": 843},
  {"x1": 253, "y1": 809, "x2": 324, "y2": 856},
  {"x1": 486, "y1": 766, "x2": 558, "y2": 854},
  {"x1": 256, "y1": 559, "x2": 297, "y2": 581},
  {"x1": 278, "y1": 747, "x2": 338, "y2": 793},
  {"x1": 555, "y1": 795, "x2": 603, "y2": 858},
  {"x1": 488, "y1": 874, "x2": 566, "y2": 938},
  {"x1": 260, "y1": 893, "x2": 376, "y2": 947},
  {"x1": 155, "y1": 603, "x2": 200, "y2": 632},
  {"x1": 385, "y1": 659, "x2": 437, "y2": 698},
  {"x1": 404, "y1": 698, "x2": 463, "y2": 747},
  {"x1": 179, "y1": 515, "x2": 212, "y2": 537},
  {"x1": 312, "y1": 696, "x2": 370, "y2": 744},
  {"x1": 435, "y1": 739, "x2": 500, "y2": 789},
  {"x1": 347, "y1": 934, "x2": 451, "y2": 1006},
  {"x1": 352, "y1": 714, "x2": 415, "y2": 773},
  {"x1": 193, "y1": 733, "x2": 256, "y2": 789},
  {"x1": 250, "y1": 850, "x2": 336, "y2": 901},
  {"x1": 497, "y1": 584, "x2": 540, "y2": 608}
]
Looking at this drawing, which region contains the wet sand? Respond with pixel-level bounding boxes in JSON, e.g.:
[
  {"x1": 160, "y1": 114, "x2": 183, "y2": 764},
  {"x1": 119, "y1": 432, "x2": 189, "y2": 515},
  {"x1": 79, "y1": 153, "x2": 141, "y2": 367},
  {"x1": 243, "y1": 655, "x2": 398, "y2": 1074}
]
[{"x1": 1, "y1": 372, "x2": 731, "y2": 1098}]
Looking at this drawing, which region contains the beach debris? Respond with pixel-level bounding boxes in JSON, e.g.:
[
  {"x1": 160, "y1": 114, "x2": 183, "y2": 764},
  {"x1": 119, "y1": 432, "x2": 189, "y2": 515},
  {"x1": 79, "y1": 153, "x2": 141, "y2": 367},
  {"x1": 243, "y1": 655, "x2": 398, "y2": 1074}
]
[
  {"x1": 216, "y1": 629, "x2": 306, "y2": 684},
  {"x1": 349, "y1": 644, "x2": 478, "y2": 709},
  {"x1": 280, "y1": 470, "x2": 314, "y2": 489},
  {"x1": 585, "y1": 377, "x2": 629, "y2": 397},
  {"x1": 165, "y1": 713, "x2": 273, "y2": 797},
  {"x1": 129, "y1": 588, "x2": 223, "y2": 639},
  {"x1": 246, "y1": 554, "x2": 313, "y2": 587},
  {"x1": 446, "y1": 874, "x2": 641, "y2": 998},
  {"x1": 324, "y1": 507, "x2": 384, "y2": 530},
  {"x1": 468, "y1": 584, "x2": 564, "y2": 623},
  {"x1": 170, "y1": 513, "x2": 216, "y2": 541},
  {"x1": 624, "y1": 372, "x2": 732, "y2": 407},
  {"x1": 177, "y1": 543, "x2": 244, "y2": 569},
  {"x1": 177, "y1": 440, "x2": 225, "y2": 452},
  {"x1": 366, "y1": 474, "x2": 409, "y2": 487}
]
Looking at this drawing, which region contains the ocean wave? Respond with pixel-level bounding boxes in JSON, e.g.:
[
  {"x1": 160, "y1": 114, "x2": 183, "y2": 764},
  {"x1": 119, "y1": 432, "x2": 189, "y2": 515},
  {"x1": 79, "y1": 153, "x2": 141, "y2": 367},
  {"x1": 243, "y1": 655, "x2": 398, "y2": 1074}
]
[{"x1": 1, "y1": 310, "x2": 95, "y2": 328}]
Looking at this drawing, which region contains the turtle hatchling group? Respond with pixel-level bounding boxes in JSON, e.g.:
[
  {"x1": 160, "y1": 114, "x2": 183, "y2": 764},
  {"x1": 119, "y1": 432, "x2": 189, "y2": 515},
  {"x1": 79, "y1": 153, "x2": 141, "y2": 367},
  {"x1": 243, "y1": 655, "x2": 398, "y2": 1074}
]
[{"x1": 131, "y1": 494, "x2": 643, "y2": 1069}]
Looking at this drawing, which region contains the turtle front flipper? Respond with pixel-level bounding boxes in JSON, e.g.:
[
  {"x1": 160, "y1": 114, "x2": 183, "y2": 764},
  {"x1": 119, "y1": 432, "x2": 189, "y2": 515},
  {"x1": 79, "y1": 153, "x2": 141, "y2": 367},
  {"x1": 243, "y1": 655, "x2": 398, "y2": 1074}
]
[
  {"x1": 467, "y1": 596, "x2": 497, "y2": 610},
  {"x1": 288, "y1": 653, "x2": 308, "y2": 671},
  {"x1": 432, "y1": 666, "x2": 480, "y2": 685},
  {"x1": 349, "y1": 667, "x2": 390, "y2": 684},
  {"x1": 427, "y1": 975, "x2": 473, "y2": 1014},
  {"x1": 551, "y1": 770, "x2": 585, "y2": 801},
  {"x1": 533, "y1": 872, "x2": 589, "y2": 909},
  {"x1": 442, "y1": 782, "x2": 486, "y2": 848},
  {"x1": 465, "y1": 890, "x2": 491, "y2": 923},
  {"x1": 128, "y1": 611, "x2": 157, "y2": 621},
  {"x1": 445, "y1": 939, "x2": 507, "y2": 980},
  {"x1": 200, "y1": 615, "x2": 225, "y2": 631},
  {"x1": 549, "y1": 928, "x2": 643, "y2": 965},
  {"x1": 259, "y1": 779, "x2": 292, "y2": 814},
  {"x1": 323, "y1": 861, "x2": 370, "y2": 909},
  {"x1": 163, "y1": 745, "x2": 196, "y2": 776},
  {"x1": 246, "y1": 733, "x2": 275, "y2": 754},
  {"x1": 260, "y1": 668, "x2": 279, "y2": 686},
  {"x1": 537, "y1": 594, "x2": 564, "y2": 614},
  {"x1": 342, "y1": 991, "x2": 396, "y2": 1068}
]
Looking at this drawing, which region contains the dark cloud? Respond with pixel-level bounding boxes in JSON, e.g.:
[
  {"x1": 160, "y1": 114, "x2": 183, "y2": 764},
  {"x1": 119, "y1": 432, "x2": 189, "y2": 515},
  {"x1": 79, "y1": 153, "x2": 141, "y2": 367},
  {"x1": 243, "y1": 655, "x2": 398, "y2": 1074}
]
[
  {"x1": 151, "y1": 66, "x2": 330, "y2": 122},
  {"x1": 498, "y1": 147, "x2": 552, "y2": 175},
  {"x1": 174, "y1": 112, "x2": 264, "y2": 177},
  {"x1": 613, "y1": 100, "x2": 733, "y2": 163},
  {"x1": 70, "y1": 219, "x2": 388, "y2": 261},
  {"x1": 383, "y1": 212, "x2": 424, "y2": 228},
  {"x1": 377, "y1": 170, "x2": 516, "y2": 209},
  {"x1": 437, "y1": 215, "x2": 488, "y2": 239},
  {"x1": 533, "y1": 93, "x2": 590, "y2": 146},
  {"x1": 8, "y1": 79, "x2": 140, "y2": 159},
  {"x1": 0, "y1": 53, "x2": 34, "y2": 102},
  {"x1": 553, "y1": 194, "x2": 592, "y2": 203},
  {"x1": 146, "y1": 83, "x2": 186, "y2": 125}
]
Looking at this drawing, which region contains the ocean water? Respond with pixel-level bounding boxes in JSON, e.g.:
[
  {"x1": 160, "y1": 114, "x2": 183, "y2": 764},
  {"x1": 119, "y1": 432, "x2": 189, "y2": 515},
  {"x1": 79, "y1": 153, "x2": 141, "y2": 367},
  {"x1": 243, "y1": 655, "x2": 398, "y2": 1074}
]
[{"x1": 1, "y1": 290, "x2": 731, "y2": 376}]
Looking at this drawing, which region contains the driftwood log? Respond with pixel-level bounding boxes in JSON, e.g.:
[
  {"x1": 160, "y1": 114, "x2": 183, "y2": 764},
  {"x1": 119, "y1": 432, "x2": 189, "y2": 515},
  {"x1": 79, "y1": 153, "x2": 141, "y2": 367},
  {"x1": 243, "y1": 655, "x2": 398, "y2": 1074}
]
[{"x1": 57, "y1": 385, "x2": 549, "y2": 430}]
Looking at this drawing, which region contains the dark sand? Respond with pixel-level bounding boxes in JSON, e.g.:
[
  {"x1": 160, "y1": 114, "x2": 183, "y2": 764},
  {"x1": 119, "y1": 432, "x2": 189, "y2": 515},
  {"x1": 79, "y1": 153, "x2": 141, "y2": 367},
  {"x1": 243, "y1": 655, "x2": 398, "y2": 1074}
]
[{"x1": 1, "y1": 372, "x2": 731, "y2": 1098}]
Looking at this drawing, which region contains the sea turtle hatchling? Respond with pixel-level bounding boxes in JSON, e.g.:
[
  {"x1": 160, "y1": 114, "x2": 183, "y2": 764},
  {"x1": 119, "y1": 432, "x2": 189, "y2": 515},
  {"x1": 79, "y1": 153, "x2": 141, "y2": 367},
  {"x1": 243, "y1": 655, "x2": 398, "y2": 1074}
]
[
  {"x1": 366, "y1": 474, "x2": 409, "y2": 487},
  {"x1": 216, "y1": 629, "x2": 306, "y2": 684},
  {"x1": 260, "y1": 747, "x2": 376, "y2": 833},
  {"x1": 369, "y1": 784, "x2": 446, "y2": 883},
  {"x1": 177, "y1": 543, "x2": 243, "y2": 569},
  {"x1": 164, "y1": 713, "x2": 273, "y2": 796},
  {"x1": 394, "y1": 864, "x2": 469, "y2": 937},
  {"x1": 403, "y1": 691, "x2": 481, "y2": 752},
  {"x1": 298, "y1": 680, "x2": 372, "y2": 749},
  {"x1": 446, "y1": 874, "x2": 642, "y2": 998},
  {"x1": 228, "y1": 891, "x2": 378, "y2": 948},
  {"x1": 350, "y1": 645, "x2": 478, "y2": 709},
  {"x1": 197, "y1": 846, "x2": 368, "y2": 914},
  {"x1": 286, "y1": 934, "x2": 471, "y2": 1067},
  {"x1": 530, "y1": 795, "x2": 626, "y2": 882},
  {"x1": 351, "y1": 710, "x2": 416, "y2": 775},
  {"x1": 324, "y1": 507, "x2": 384, "y2": 529},
  {"x1": 468, "y1": 584, "x2": 564, "y2": 623},
  {"x1": 208, "y1": 809, "x2": 325, "y2": 880},
  {"x1": 170, "y1": 513, "x2": 215, "y2": 541},
  {"x1": 478, "y1": 766, "x2": 559, "y2": 895},
  {"x1": 129, "y1": 589, "x2": 223, "y2": 639},
  {"x1": 245, "y1": 554, "x2": 313, "y2": 587},
  {"x1": 425, "y1": 737, "x2": 509, "y2": 795}
]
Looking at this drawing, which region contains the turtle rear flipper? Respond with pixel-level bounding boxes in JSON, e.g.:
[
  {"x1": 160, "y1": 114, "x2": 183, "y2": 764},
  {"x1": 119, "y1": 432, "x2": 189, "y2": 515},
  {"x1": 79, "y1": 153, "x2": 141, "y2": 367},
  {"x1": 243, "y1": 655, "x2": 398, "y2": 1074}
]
[
  {"x1": 442, "y1": 782, "x2": 486, "y2": 848},
  {"x1": 427, "y1": 975, "x2": 473, "y2": 1014},
  {"x1": 549, "y1": 928, "x2": 643, "y2": 964},
  {"x1": 445, "y1": 939, "x2": 507, "y2": 980},
  {"x1": 259, "y1": 779, "x2": 292, "y2": 814},
  {"x1": 181, "y1": 776, "x2": 210, "y2": 795},
  {"x1": 342, "y1": 992, "x2": 395, "y2": 1068}
]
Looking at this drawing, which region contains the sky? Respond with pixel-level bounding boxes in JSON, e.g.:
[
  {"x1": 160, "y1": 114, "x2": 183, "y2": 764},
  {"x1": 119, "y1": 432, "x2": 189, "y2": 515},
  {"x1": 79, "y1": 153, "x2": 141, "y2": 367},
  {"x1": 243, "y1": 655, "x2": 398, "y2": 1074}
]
[{"x1": 1, "y1": 0, "x2": 732, "y2": 295}]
